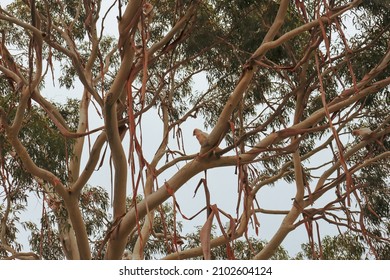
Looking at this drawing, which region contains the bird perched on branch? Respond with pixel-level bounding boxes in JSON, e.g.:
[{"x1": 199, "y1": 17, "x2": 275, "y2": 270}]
[
  {"x1": 352, "y1": 127, "x2": 386, "y2": 153},
  {"x1": 193, "y1": 128, "x2": 209, "y2": 147},
  {"x1": 193, "y1": 128, "x2": 222, "y2": 154},
  {"x1": 352, "y1": 127, "x2": 373, "y2": 140}
]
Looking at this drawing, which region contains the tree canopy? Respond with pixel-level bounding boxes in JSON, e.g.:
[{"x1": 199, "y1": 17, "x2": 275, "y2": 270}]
[{"x1": 0, "y1": 0, "x2": 389, "y2": 260}]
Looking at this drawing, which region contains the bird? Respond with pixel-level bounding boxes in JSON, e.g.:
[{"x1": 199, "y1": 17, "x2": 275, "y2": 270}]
[
  {"x1": 352, "y1": 127, "x2": 373, "y2": 139},
  {"x1": 353, "y1": 127, "x2": 386, "y2": 153},
  {"x1": 193, "y1": 128, "x2": 209, "y2": 147},
  {"x1": 193, "y1": 128, "x2": 222, "y2": 155}
]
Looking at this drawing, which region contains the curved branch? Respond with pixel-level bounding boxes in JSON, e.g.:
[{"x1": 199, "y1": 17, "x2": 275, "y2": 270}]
[{"x1": 71, "y1": 131, "x2": 107, "y2": 194}]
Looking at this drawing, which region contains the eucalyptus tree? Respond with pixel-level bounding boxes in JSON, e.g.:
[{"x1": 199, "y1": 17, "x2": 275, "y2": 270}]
[
  {"x1": 296, "y1": 232, "x2": 366, "y2": 260},
  {"x1": 0, "y1": 0, "x2": 389, "y2": 260}
]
